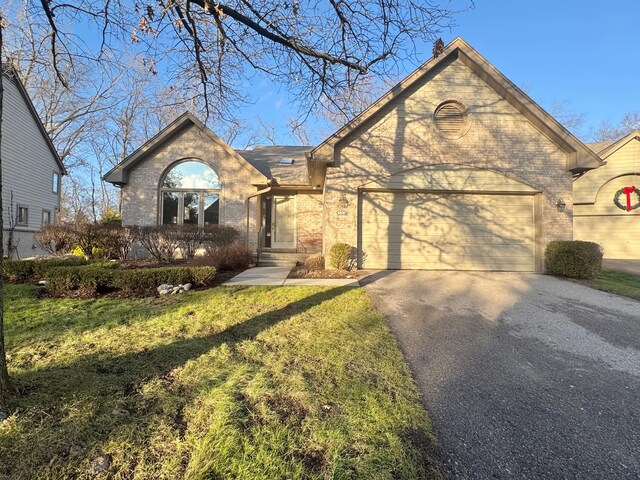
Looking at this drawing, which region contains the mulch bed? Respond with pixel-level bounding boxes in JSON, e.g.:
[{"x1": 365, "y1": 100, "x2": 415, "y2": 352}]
[{"x1": 287, "y1": 265, "x2": 371, "y2": 279}]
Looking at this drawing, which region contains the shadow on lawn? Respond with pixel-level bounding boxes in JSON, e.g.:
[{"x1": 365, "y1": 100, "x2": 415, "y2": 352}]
[{"x1": 4, "y1": 286, "x2": 352, "y2": 476}]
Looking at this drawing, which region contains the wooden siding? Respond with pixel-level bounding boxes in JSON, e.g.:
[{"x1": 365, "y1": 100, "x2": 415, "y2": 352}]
[
  {"x1": 574, "y1": 216, "x2": 640, "y2": 259},
  {"x1": 360, "y1": 192, "x2": 536, "y2": 271},
  {"x1": 574, "y1": 138, "x2": 640, "y2": 205},
  {"x1": 573, "y1": 139, "x2": 640, "y2": 259},
  {"x1": 1, "y1": 76, "x2": 62, "y2": 257}
]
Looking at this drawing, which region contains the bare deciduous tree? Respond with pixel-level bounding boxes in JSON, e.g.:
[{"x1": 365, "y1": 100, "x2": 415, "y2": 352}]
[
  {"x1": 0, "y1": 9, "x2": 13, "y2": 421},
  {"x1": 589, "y1": 112, "x2": 640, "y2": 142},
  {"x1": 548, "y1": 99, "x2": 586, "y2": 137},
  {"x1": 23, "y1": 0, "x2": 468, "y2": 119}
]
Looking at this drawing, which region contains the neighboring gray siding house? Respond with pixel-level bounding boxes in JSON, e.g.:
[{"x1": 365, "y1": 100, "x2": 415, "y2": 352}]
[{"x1": 1, "y1": 68, "x2": 66, "y2": 259}]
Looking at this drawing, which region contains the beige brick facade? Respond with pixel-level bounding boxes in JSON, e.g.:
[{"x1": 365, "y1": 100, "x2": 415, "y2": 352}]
[
  {"x1": 320, "y1": 58, "x2": 574, "y2": 268},
  {"x1": 121, "y1": 124, "x2": 261, "y2": 248},
  {"x1": 112, "y1": 40, "x2": 600, "y2": 270},
  {"x1": 294, "y1": 192, "x2": 323, "y2": 253}
]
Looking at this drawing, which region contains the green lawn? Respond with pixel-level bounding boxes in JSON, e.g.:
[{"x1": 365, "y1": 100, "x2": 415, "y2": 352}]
[
  {"x1": 591, "y1": 269, "x2": 640, "y2": 301},
  {"x1": 0, "y1": 284, "x2": 440, "y2": 479}
]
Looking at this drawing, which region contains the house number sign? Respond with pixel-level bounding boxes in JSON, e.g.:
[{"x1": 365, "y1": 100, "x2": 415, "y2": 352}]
[
  {"x1": 337, "y1": 210, "x2": 348, "y2": 216},
  {"x1": 613, "y1": 186, "x2": 640, "y2": 212}
]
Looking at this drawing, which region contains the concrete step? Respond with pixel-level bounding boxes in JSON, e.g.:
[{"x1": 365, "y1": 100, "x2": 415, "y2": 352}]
[
  {"x1": 257, "y1": 259, "x2": 299, "y2": 267},
  {"x1": 255, "y1": 251, "x2": 310, "y2": 267}
]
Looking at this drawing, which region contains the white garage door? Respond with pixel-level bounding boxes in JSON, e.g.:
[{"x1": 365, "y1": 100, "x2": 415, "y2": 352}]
[
  {"x1": 360, "y1": 192, "x2": 536, "y2": 271},
  {"x1": 574, "y1": 216, "x2": 640, "y2": 259}
]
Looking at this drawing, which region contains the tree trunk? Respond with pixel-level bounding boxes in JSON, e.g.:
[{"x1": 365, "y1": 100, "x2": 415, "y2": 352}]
[{"x1": 0, "y1": 10, "x2": 13, "y2": 421}]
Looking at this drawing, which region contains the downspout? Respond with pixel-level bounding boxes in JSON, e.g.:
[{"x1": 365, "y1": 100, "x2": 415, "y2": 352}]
[{"x1": 246, "y1": 183, "x2": 273, "y2": 256}]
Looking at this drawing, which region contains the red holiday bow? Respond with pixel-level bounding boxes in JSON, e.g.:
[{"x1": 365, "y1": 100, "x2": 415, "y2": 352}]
[{"x1": 623, "y1": 186, "x2": 636, "y2": 211}]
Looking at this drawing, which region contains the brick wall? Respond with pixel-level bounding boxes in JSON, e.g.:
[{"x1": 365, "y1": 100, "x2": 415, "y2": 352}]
[
  {"x1": 295, "y1": 192, "x2": 323, "y2": 253},
  {"x1": 321, "y1": 58, "x2": 573, "y2": 267},
  {"x1": 121, "y1": 124, "x2": 261, "y2": 248}
]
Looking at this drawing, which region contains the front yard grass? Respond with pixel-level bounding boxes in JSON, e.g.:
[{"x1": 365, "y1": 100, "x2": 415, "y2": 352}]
[
  {"x1": 591, "y1": 269, "x2": 640, "y2": 301},
  {"x1": 0, "y1": 284, "x2": 440, "y2": 479}
]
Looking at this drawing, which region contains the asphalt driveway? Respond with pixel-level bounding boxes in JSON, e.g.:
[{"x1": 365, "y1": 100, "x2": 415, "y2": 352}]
[{"x1": 363, "y1": 271, "x2": 640, "y2": 479}]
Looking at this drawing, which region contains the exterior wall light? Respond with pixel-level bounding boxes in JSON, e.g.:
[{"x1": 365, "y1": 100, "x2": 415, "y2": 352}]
[
  {"x1": 556, "y1": 198, "x2": 566, "y2": 211},
  {"x1": 338, "y1": 195, "x2": 349, "y2": 208}
]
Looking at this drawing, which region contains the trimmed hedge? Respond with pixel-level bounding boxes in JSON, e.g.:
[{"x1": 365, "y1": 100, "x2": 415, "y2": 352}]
[
  {"x1": 112, "y1": 266, "x2": 216, "y2": 295},
  {"x1": 45, "y1": 265, "x2": 217, "y2": 297},
  {"x1": 545, "y1": 240, "x2": 603, "y2": 280},
  {"x1": 4, "y1": 257, "x2": 88, "y2": 283},
  {"x1": 46, "y1": 265, "x2": 116, "y2": 296},
  {"x1": 329, "y1": 243, "x2": 353, "y2": 270}
]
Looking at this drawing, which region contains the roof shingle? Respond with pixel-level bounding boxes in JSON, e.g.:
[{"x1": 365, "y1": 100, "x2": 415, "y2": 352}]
[{"x1": 235, "y1": 145, "x2": 311, "y2": 185}]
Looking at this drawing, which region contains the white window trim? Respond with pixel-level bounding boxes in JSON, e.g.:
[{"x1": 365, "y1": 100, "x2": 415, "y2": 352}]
[
  {"x1": 53, "y1": 171, "x2": 60, "y2": 194},
  {"x1": 16, "y1": 205, "x2": 29, "y2": 226},
  {"x1": 42, "y1": 209, "x2": 52, "y2": 226}
]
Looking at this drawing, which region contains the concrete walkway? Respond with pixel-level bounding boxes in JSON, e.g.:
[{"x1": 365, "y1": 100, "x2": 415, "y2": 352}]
[{"x1": 222, "y1": 267, "x2": 360, "y2": 286}]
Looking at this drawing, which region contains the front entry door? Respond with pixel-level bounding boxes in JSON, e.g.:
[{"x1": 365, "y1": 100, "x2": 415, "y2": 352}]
[{"x1": 271, "y1": 195, "x2": 296, "y2": 249}]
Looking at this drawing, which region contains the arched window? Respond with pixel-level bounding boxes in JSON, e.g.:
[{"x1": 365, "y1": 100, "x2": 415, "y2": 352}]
[{"x1": 160, "y1": 160, "x2": 221, "y2": 226}]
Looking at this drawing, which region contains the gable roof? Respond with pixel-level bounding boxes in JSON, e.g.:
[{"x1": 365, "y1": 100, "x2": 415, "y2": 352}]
[
  {"x1": 103, "y1": 112, "x2": 267, "y2": 185},
  {"x1": 309, "y1": 37, "x2": 603, "y2": 173},
  {"x1": 592, "y1": 130, "x2": 640, "y2": 159},
  {"x1": 586, "y1": 140, "x2": 616, "y2": 155},
  {"x1": 573, "y1": 131, "x2": 640, "y2": 204},
  {"x1": 235, "y1": 146, "x2": 311, "y2": 185},
  {"x1": 2, "y1": 67, "x2": 67, "y2": 175}
]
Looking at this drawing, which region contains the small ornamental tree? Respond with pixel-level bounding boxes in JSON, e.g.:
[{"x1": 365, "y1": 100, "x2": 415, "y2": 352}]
[
  {"x1": 177, "y1": 225, "x2": 208, "y2": 260},
  {"x1": 97, "y1": 225, "x2": 135, "y2": 261},
  {"x1": 34, "y1": 224, "x2": 74, "y2": 256},
  {"x1": 135, "y1": 225, "x2": 183, "y2": 263}
]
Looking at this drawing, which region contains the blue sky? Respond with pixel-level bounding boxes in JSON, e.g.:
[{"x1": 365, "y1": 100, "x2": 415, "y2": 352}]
[{"x1": 238, "y1": 0, "x2": 640, "y2": 145}]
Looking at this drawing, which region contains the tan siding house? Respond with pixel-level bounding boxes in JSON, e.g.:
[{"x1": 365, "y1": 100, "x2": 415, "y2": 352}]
[
  {"x1": 1, "y1": 69, "x2": 66, "y2": 259},
  {"x1": 105, "y1": 38, "x2": 601, "y2": 272},
  {"x1": 574, "y1": 131, "x2": 640, "y2": 258}
]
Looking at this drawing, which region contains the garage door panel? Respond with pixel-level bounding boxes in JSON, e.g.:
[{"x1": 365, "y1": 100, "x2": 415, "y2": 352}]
[
  {"x1": 363, "y1": 195, "x2": 532, "y2": 213},
  {"x1": 363, "y1": 242, "x2": 534, "y2": 256},
  {"x1": 366, "y1": 244, "x2": 530, "y2": 261},
  {"x1": 360, "y1": 192, "x2": 535, "y2": 271},
  {"x1": 360, "y1": 222, "x2": 534, "y2": 238},
  {"x1": 367, "y1": 257, "x2": 536, "y2": 271}
]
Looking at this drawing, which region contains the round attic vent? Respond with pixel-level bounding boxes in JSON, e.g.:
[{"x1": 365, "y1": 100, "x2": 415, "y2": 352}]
[{"x1": 433, "y1": 101, "x2": 469, "y2": 138}]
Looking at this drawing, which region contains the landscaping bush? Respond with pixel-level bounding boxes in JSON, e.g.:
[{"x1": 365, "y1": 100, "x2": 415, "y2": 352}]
[
  {"x1": 545, "y1": 240, "x2": 603, "y2": 279},
  {"x1": 202, "y1": 225, "x2": 241, "y2": 251},
  {"x1": 96, "y1": 225, "x2": 136, "y2": 261},
  {"x1": 45, "y1": 265, "x2": 116, "y2": 296},
  {"x1": 329, "y1": 242, "x2": 353, "y2": 270},
  {"x1": 4, "y1": 257, "x2": 88, "y2": 283},
  {"x1": 44, "y1": 264, "x2": 217, "y2": 296},
  {"x1": 207, "y1": 246, "x2": 253, "y2": 271},
  {"x1": 34, "y1": 224, "x2": 74, "y2": 256},
  {"x1": 71, "y1": 223, "x2": 101, "y2": 260},
  {"x1": 304, "y1": 253, "x2": 324, "y2": 271},
  {"x1": 112, "y1": 266, "x2": 217, "y2": 295},
  {"x1": 134, "y1": 225, "x2": 182, "y2": 263},
  {"x1": 177, "y1": 225, "x2": 208, "y2": 259}
]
